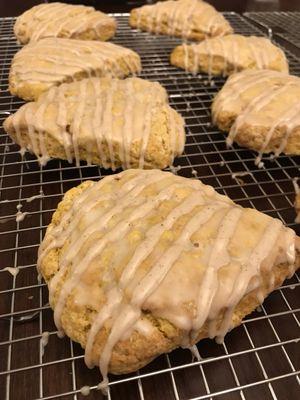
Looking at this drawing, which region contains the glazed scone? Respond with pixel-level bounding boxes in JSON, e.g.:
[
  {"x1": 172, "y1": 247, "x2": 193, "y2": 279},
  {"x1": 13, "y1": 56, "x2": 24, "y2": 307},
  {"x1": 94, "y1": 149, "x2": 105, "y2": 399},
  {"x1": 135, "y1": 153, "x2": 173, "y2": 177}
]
[
  {"x1": 9, "y1": 38, "x2": 141, "y2": 101},
  {"x1": 171, "y1": 34, "x2": 288, "y2": 76},
  {"x1": 37, "y1": 169, "x2": 299, "y2": 383},
  {"x1": 3, "y1": 77, "x2": 185, "y2": 170},
  {"x1": 212, "y1": 69, "x2": 300, "y2": 165},
  {"x1": 14, "y1": 2, "x2": 116, "y2": 44},
  {"x1": 130, "y1": 0, "x2": 233, "y2": 41}
]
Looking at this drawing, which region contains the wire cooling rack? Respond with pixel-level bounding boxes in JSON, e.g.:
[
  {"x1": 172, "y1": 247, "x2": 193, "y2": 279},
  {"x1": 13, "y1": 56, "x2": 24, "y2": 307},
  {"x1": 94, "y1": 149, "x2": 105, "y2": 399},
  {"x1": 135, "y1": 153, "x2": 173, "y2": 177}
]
[
  {"x1": 244, "y1": 11, "x2": 300, "y2": 49},
  {"x1": 0, "y1": 12, "x2": 299, "y2": 400}
]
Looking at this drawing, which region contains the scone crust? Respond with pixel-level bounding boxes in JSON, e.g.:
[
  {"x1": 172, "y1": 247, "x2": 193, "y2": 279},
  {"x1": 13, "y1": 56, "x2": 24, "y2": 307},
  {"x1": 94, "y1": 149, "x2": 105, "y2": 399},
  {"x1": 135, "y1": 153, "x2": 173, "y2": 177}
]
[
  {"x1": 129, "y1": 0, "x2": 233, "y2": 41},
  {"x1": 9, "y1": 38, "x2": 141, "y2": 101},
  {"x1": 14, "y1": 3, "x2": 116, "y2": 44},
  {"x1": 38, "y1": 172, "x2": 299, "y2": 374}
]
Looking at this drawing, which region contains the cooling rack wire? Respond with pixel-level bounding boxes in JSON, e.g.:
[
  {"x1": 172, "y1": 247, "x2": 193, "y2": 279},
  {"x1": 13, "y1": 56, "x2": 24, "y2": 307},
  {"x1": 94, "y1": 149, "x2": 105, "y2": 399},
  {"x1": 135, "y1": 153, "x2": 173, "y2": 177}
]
[{"x1": 0, "y1": 12, "x2": 299, "y2": 400}]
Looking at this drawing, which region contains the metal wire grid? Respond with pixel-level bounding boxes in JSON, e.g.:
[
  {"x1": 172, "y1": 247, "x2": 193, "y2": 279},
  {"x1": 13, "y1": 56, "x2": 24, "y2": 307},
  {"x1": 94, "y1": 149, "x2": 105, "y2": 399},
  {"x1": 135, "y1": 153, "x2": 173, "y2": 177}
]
[
  {"x1": 244, "y1": 11, "x2": 300, "y2": 49},
  {"x1": 0, "y1": 11, "x2": 299, "y2": 400}
]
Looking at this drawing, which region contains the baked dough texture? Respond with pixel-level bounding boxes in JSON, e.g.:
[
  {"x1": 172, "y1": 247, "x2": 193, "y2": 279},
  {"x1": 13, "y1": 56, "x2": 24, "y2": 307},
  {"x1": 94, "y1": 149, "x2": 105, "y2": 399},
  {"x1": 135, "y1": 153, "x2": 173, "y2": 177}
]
[
  {"x1": 4, "y1": 77, "x2": 185, "y2": 170},
  {"x1": 37, "y1": 169, "x2": 299, "y2": 382},
  {"x1": 129, "y1": 0, "x2": 233, "y2": 41},
  {"x1": 170, "y1": 34, "x2": 288, "y2": 76},
  {"x1": 9, "y1": 38, "x2": 141, "y2": 101},
  {"x1": 14, "y1": 2, "x2": 116, "y2": 44},
  {"x1": 212, "y1": 69, "x2": 300, "y2": 165}
]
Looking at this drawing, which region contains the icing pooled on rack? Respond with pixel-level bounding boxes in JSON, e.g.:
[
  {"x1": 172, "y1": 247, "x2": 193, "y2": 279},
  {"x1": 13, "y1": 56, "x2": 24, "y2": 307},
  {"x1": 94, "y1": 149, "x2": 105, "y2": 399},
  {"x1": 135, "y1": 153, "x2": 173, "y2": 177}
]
[
  {"x1": 14, "y1": 2, "x2": 116, "y2": 44},
  {"x1": 10, "y1": 38, "x2": 141, "y2": 101},
  {"x1": 132, "y1": 0, "x2": 232, "y2": 40},
  {"x1": 171, "y1": 34, "x2": 288, "y2": 76},
  {"x1": 4, "y1": 77, "x2": 185, "y2": 170},
  {"x1": 212, "y1": 69, "x2": 300, "y2": 162},
  {"x1": 37, "y1": 169, "x2": 297, "y2": 385}
]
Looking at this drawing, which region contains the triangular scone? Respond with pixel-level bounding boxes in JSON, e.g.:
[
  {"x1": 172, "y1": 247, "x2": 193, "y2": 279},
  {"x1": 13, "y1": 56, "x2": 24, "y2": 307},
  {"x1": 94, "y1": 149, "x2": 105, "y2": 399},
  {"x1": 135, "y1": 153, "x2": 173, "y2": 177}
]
[
  {"x1": 212, "y1": 70, "x2": 300, "y2": 165},
  {"x1": 14, "y1": 2, "x2": 116, "y2": 44},
  {"x1": 130, "y1": 0, "x2": 232, "y2": 41},
  {"x1": 4, "y1": 77, "x2": 185, "y2": 170},
  {"x1": 37, "y1": 169, "x2": 299, "y2": 378},
  {"x1": 9, "y1": 38, "x2": 141, "y2": 101},
  {"x1": 171, "y1": 34, "x2": 288, "y2": 76}
]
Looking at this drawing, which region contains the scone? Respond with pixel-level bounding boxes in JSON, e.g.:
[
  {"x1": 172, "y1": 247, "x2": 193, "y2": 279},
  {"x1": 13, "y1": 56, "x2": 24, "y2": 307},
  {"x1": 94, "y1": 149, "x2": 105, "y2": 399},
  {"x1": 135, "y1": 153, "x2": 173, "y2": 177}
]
[
  {"x1": 171, "y1": 34, "x2": 288, "y2": 76},
  {"x1": 130, "y1": 0, "x2": 233, "y2": 41},
  {"x1": 9, "y1": 38, "x2": 141, "y2": 101},
  {"x1": 3, "y1": 77, "x2": 185, "y2": 170},
  {"x1": 14, "y1": 2, "x2": 116, "y2": 44},
  {"x1": 212, "y1": 69, "x2": 300, "y2": 165},
  {"x1": 37, "y1": 169, "x2": 299, "y2": 385}
]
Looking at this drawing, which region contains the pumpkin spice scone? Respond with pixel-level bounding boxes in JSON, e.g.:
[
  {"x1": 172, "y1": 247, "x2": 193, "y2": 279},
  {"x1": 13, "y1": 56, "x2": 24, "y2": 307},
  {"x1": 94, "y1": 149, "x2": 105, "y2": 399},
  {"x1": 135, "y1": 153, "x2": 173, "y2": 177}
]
[
  {"x1": 171, "y1": 34, "x2": 288, "y2": 76},
  {"x1": 130, "y1": 0, "x2": 233, "y2": 40},
  {"x1": 37, "y1": 169, "x2": 299, "y2": 387},
  {"x1": 212, "y1": 69, "x2": 300, "y2": 166},
  {"x1": 9, "y1": 38, "x2": 141, "y2": 101},
  {"x1": 14, "y1": 2, "x2": 116, "y2": 44},
  {"x1": 4, "y1": 77, "x2": 185, "y2": 170}
]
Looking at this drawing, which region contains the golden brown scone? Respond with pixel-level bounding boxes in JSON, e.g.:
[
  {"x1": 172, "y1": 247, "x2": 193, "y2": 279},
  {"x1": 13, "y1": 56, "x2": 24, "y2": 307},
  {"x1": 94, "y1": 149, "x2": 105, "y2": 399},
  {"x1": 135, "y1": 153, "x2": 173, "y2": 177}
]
[
  {"x1": 4, "y1": 77, "x2": 185, "y2": 170},
  {"x1": 37, "y1": 169, "x2": 299, "y2": 381},
  {"x1": 171, "y1": 34, "x2": 288, "y2": 76},
  {"x1": 130, "y1": 0, "x2": 233, "y2": 41},
  {"x1": 212, "y1": 69, "x2": 300, "y2": 166},
  {"x1": 14, "y1": 2, "x2": 116, "y2": 44},
  {"x1": 9, "y1": 38, "x2": 141, "y2": 101}
]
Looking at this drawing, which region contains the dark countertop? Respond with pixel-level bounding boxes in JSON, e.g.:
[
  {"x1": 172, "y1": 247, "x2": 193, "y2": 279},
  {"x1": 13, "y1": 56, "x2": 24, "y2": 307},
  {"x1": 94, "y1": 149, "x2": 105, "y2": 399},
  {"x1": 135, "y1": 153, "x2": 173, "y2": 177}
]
[{"x1": 1, "y1": 0, "x2": 300, "y2": 17}]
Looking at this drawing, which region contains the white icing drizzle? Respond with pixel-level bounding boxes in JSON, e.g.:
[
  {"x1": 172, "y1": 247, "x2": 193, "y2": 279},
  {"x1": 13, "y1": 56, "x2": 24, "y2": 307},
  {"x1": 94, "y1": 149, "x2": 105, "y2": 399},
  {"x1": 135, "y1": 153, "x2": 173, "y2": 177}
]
[
  {"x1": 16, "y1": 3, "x2": 114, "y2": 43},
  {"x1": 38, "y1": 170, "x2": 297, "y2": 387},
  {"x1": 2, "y1": 267, "x2": 19, "y2": 277},
  {"x1": 80, "y1": 386, "x2": 91, "y2": 396},
  {"x1": 231, "y1": 172, "x2": 253, "y2": 180},
  {"x1": 7, "y1": 78, "x2": 184, "y2": 169},
  {"x1": 16, "y1": 204, "x2": 29, "y2": 222},
  {"x1": 40, "y1": 331, "x2": 50, "y2": 357},
  {"x1": 134, "y1": 0, "x2": 231, "y2": 39},
  {"x1": 26, "y1": 190, "x2": 44, "y2": 203}
]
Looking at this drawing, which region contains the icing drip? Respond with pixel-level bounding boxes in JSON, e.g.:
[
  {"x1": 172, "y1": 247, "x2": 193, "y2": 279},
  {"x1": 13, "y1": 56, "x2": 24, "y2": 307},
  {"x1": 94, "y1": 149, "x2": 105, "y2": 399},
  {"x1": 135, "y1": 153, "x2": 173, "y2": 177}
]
[
  {"x1": 2, "y1": 267, "x2": 19, "y2": 277},
  {"x1": 80, "y1": 386, "x2": 91, "y2": 396},
  {"x1": 38, "y1": 170, "x2": 296, "y2": 387},
  {"x1": 7, "y1": 77, "x2": 183, "y2": 169},
  {"x1": 41, "y1": 331, "x2": 50, "y2": 357}
]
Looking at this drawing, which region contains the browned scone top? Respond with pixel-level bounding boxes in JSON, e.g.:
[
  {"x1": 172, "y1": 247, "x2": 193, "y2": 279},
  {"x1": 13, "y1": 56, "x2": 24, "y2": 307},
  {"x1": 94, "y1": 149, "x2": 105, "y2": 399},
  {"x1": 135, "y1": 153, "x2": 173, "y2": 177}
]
[
  {"x1": 170, "y1": 34, "x2": 288, "y2": 76},
  {"x1": 130, "y1": 0, "x2": 233, "y2": 41},
  {"x1": 4, "y1": 77, "x2": 185, "y2": 170},
  {"x1": 37, "y1": 169, "x2": 299, "y2": 380},
  {"x1": 212, "y1": 69, "x2": 300, "y2": 165},
  {"x1": 14, "y1": 2, "x2": 116, "y2": 44}
]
